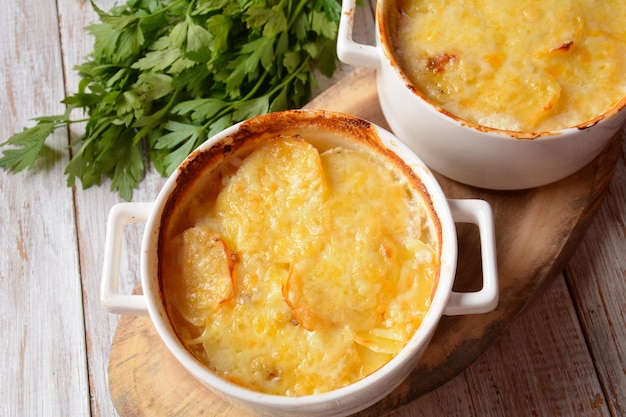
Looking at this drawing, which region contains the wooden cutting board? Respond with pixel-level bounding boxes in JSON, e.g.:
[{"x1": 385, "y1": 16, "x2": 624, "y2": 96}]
[{"x1": 107, "y1": 67, "x2": 622, "y2": 416}]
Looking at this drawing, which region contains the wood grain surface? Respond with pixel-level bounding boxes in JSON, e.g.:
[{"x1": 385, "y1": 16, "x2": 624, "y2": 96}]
[
  {"x1": 2, "y1": 1, "x2": 625, "y2": 417},
  {"x1": 106, "y1": 68, "x2": 622, "y2": 417},
  {"x1": 0, "y1": 2, "x2": 91, "y2": 417}
]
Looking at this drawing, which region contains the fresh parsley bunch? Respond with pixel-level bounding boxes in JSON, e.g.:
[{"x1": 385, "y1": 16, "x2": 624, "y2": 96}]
[{"x1": 0, "y1": 0, "x2": 341, "y2": 200}]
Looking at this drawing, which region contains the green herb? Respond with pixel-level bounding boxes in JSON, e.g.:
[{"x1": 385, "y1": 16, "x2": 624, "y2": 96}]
[{"x1": 0, "y1": 0, "x2": 341, "y2": 200}]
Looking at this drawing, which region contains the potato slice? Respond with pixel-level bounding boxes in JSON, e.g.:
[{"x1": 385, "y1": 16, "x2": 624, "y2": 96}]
[
  {"x1": 282, "y1": 264, "x2": 316, "y2": 331},
  {"x1": 282, "y1": 147, "x2": 430, "y2": 333},
  {"x1": 354, "y1": 328, "x2": 405, "y2": 355},
  {"x1": 167, "y1": 227, "x2": 235, "y2": 326},
  {"x1": 213, "y1": 137, "x2": 329, "y2": 264}
]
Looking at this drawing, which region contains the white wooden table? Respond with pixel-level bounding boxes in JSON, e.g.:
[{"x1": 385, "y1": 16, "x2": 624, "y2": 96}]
[{"x1": 1, "y1": 1, "x2": 624, "y2": 416}]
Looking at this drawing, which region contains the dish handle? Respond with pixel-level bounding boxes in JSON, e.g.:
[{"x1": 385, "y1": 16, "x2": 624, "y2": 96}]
[
  {"x1": 445, "y1": 199, "x2": 499, "y2": 315},
  {"x1": 337, "y1": 0, "x2": 380, "y2": 69},
  {"x1": 100, "y1": 202, "x2": 153, "y2": 316}
]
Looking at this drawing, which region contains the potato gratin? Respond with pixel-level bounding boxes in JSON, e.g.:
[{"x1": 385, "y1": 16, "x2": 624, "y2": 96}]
[
  {"x1": 160, "y1": 136, "x2": 439, "y2": 396},
  {"x1": 389, "y1": 0, "x2": 626, "y2": 132}
]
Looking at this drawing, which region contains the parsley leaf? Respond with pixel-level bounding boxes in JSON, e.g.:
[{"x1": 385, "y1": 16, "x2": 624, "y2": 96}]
[
  {"x1": 0, "y1": 119, "x2": 62, "y2": 172},
  {"x1": 0, "y1": 0, "x2": 341, "y2": 200}
]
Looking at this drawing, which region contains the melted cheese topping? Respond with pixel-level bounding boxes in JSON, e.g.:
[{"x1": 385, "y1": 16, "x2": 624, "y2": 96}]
[
  {"x1": 390, "y1": 0, "x2": 626, "y2": 132},
  {"x1": 161, "y1": 137, "x2": 438, "y2": 396}
]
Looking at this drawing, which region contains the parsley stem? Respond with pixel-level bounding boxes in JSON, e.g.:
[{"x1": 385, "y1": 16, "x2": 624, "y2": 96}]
[
  {"x1": 288, "y1": 0, "x2": 311, "y2": 27},
  {"x1": 200, "y1": 54, "x2": 311, "y2": 134},
  {"x1": 269, "y1": 57, "x2": 310, "y2": 97},
  {"x1": 94, "y1": 0, "x2": 187, "y2": 20},
  {"x1": 185, "y1": 0, "x2": 197, "y2": 16},
  {"x1": 200, "y1": 70, "x2": 272, "y2": 131},
  {"x1": 245, "y1": 72, "x2": 271, "y2": 101},
  {"x1": 132, "y1": 90, "x2": 182, "y2": 145},
  {"x1": 62, "y1": 117, "x2": 90, "y2": 126}
]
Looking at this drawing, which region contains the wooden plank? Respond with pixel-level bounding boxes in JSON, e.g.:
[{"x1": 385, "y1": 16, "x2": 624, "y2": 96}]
[
  {"x1": 383, "y1": 277, "x2": 611, "y2": 417},
  {"x1": 56, "y1": 2, "x2": 163, "y2": 416},
  {"x1": 462, "y1": 276, "x2": 610, "y2": 417},
  {"x1": 564, "y1": 131, "x2": 626, "y2": 417},
  {"x1": 389, "y1": 375, "x2": 475, "y2": 417},
  {"x1": 0, "y1": 1, "x2": 90, "y2": 416}
]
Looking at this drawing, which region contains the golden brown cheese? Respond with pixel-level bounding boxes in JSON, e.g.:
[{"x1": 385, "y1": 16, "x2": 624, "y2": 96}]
[
  {"x1": 389, "y1": 0, "x2": 626, "y2": 132},
  {"x1": 161, "y1": 137, "x2": 438, "y2": 396}
]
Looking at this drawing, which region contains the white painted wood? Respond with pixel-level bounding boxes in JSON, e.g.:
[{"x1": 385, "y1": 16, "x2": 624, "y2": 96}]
[
  {"x1": 0, "y1": 1, "x2": 90, "y2": 416},
  {"x1": 56, "y1": 3, "x2": 162, "y2": 416},
  {"x1": 0, "y1": 0, "x2": 624, "y2": 416}
]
